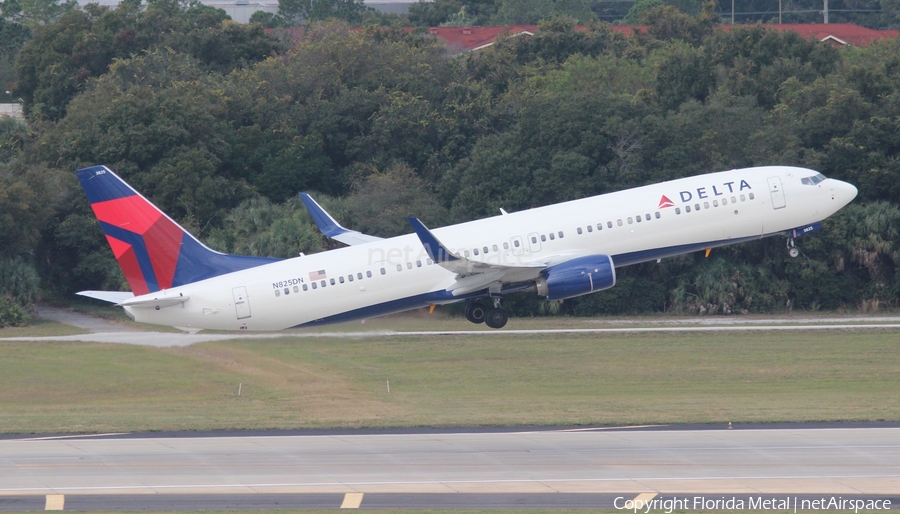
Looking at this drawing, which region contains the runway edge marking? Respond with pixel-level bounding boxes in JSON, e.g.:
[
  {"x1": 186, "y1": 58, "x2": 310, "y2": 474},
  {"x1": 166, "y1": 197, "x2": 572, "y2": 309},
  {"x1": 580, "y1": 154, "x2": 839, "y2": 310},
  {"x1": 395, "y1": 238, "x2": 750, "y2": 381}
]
[
  {"x1": 45, "y1": 495, "x2": 64, "y2": 511},
  {"x1": 633, "y1": 492, "x2": 659, "y2": 503},
  {"x1": 341, "y1": 492, "x2": 363, "y2": 509}
]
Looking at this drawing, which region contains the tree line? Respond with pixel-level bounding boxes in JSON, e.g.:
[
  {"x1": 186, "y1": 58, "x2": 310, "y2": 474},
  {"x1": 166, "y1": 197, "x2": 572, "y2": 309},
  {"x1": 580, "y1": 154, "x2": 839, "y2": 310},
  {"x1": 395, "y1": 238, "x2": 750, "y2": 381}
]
[{"x1": 0, "y1": 0, "x2": 899, "y2": 324}]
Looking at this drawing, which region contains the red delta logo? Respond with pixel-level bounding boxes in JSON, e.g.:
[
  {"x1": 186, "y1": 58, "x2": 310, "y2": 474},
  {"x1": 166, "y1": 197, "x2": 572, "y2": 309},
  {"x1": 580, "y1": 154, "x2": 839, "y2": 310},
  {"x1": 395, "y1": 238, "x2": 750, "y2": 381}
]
[{"x1": 658, "y1": 195, "x2": 675, "y2": 208}]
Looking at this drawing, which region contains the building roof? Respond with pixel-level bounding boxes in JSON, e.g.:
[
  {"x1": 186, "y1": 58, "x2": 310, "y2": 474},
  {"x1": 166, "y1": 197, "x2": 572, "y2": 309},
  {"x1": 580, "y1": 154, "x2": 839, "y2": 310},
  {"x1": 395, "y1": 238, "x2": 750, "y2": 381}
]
[
  {"x1": 429, "y1": 23, "x2": 897, "y2": 53},
  {"x1": 271, "y1": 23, "x2": 897, "y2": 53},
  {"x1": 731, "y1": 23, "x2": 899, "y2": 46},
  {"x1": 429, "y1": 25, "x2": 643, "y2": 53}
]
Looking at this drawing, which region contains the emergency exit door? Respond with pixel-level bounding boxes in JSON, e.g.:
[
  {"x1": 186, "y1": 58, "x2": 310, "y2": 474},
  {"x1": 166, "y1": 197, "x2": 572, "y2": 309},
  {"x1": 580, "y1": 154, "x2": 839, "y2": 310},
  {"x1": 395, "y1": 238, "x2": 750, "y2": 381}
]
[{"x1": 233, "y1": 286, "x2": 251, "y2": 319}]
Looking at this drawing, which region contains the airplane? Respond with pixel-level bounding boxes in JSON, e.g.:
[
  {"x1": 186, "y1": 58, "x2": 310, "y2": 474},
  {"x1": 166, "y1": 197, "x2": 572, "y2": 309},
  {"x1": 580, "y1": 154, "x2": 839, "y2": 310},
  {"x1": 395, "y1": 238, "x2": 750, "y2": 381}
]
[{"x1": 75, "y1": 165, "x2": 857, "y2": 331}]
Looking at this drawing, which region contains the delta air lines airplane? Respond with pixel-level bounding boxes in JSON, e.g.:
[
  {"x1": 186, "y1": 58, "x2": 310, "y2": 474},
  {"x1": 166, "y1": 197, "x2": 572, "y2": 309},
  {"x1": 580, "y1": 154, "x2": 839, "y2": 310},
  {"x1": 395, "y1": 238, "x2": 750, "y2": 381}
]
[{"x1": 76, "y1": 165, "x2": 857, "y2": 331}]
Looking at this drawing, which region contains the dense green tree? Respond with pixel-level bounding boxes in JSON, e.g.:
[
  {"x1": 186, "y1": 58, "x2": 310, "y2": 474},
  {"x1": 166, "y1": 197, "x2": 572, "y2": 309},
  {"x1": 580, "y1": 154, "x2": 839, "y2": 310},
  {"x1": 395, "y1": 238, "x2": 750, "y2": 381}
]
[
  {"x1": 5, "y1": 15, "x2": 900, "y2": 313},
  {"x1": 13, "y1": 0, "x2": 283, "y2": 119},
  {"x1": 0, "y1": 0, "x2": 75, "y2": 28},
  {"x1": 276, "y1": 0, "x2": 367, "y2": 24}
]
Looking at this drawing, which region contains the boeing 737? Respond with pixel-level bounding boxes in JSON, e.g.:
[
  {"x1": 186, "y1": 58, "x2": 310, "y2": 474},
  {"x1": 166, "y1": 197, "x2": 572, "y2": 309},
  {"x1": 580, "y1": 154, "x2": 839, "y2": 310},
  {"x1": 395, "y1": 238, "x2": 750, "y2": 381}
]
[{"x1": 76, "y1": 165, "x2": 857, "y2": 331}]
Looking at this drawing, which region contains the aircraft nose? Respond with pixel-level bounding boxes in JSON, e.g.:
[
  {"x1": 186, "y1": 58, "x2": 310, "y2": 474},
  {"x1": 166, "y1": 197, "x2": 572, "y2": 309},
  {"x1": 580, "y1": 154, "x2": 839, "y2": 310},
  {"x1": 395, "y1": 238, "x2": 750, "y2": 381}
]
[{"x1": 831, "y1": 179, "x2": 858, "y2": 206}]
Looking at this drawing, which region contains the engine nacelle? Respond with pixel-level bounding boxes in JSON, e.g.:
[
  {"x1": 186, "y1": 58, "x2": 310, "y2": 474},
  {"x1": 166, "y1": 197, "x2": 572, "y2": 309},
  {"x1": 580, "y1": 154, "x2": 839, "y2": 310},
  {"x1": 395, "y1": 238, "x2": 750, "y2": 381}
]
[{"x1": 535, "y1": 255, "x2": 616, "y2": 301}]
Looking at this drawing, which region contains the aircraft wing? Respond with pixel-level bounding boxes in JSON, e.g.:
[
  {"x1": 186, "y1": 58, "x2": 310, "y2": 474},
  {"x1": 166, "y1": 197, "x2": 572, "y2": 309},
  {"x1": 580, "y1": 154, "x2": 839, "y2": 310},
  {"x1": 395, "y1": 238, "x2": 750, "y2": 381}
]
[
  {"x1": 408, "y1": 217, "x2": 547, "y2": 296},
  {"x1": 299, "y1": 193, "x2": 383, "y2": 246}
]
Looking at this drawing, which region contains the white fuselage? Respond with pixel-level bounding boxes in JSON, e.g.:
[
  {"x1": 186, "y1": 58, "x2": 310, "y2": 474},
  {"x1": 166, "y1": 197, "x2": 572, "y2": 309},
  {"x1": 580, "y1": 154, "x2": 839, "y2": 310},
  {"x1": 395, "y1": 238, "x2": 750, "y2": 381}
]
[{"x1": 125, "y1": 166, "x2": 857, "y2": 330}]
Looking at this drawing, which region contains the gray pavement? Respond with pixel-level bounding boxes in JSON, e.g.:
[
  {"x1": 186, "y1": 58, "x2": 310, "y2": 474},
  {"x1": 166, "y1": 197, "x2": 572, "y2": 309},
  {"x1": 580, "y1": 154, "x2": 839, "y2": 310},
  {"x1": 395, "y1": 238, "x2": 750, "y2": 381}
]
[
  {"x1": 1, "y1": 427, "x2": 898, "y2": 496},
  {"x1": 33, "y1": 304, "x2": 140, "y2": 333}
]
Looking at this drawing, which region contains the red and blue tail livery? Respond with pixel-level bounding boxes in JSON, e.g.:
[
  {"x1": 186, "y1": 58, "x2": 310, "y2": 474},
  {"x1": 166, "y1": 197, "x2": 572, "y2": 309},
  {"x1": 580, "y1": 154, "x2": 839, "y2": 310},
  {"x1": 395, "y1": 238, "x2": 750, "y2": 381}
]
[{"x1": 76, "y1": 165, "x2": 279, "y2": 295}]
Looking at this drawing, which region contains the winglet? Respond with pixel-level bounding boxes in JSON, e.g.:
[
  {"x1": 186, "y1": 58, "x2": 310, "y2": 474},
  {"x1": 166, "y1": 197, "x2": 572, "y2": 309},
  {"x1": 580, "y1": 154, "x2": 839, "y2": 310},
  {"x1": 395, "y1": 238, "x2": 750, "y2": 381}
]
[
  {"x1": 299, "y1": 193, "x2": 383, "y2": 246},
  {"x1": 298, "y1": 193, "x2": 345, "y2": 238},
  {"x1": 408, "y1": 217, "x2": 461, "y2": 263}
]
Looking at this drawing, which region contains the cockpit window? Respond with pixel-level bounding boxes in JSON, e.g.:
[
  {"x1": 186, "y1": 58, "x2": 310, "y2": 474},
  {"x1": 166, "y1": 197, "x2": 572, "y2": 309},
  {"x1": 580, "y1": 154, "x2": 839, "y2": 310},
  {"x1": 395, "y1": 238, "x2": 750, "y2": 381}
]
[{"x1": 801, "y1": 173, "x2": 827, "y2": 185}]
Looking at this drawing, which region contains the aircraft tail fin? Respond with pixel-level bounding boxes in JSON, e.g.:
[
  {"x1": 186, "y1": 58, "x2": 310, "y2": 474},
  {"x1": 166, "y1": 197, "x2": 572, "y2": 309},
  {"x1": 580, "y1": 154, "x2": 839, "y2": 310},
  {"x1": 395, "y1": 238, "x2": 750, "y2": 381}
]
[{"x1": 76, "y1": 165, "x2": 280, "y2": 295}]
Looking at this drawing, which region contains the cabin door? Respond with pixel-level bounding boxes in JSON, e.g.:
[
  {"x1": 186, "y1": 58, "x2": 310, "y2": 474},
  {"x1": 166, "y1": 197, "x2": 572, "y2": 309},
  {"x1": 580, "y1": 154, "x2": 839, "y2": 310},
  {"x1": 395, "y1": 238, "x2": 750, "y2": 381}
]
[
  {"x1": 233, "y1": 286, "x2": 252, "y2": 319},
  {"x1": 767, "y1": 177, "x2": 786, "y2": 210}
]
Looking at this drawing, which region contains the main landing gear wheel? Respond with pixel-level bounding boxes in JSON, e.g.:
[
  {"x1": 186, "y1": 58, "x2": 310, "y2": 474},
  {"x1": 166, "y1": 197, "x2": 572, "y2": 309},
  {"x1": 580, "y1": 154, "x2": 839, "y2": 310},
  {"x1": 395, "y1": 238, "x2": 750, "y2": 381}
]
[
  {"x1": 465, "y1": 302, "x2": 486, "y2": 324},
  {"x1": 787, "y1": 237, "x2": 799, "y2": 258},
  {"x1": 484, "y1": 308, "x2": 508, "y2": 329}
]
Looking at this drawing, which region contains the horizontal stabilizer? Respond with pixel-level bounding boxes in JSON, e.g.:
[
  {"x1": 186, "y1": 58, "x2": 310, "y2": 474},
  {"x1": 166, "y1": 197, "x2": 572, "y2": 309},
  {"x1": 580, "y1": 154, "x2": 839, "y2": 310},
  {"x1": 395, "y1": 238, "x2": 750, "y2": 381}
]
[
  {"x1": 118, "y1": 294, "x2": 190, "y2": 309},
  {"x1": 77, "y1": 290, "x2": 135, "y2": 304},
  {"x1": 299, "y1": 193, "x2": 383, "y2": 246}
]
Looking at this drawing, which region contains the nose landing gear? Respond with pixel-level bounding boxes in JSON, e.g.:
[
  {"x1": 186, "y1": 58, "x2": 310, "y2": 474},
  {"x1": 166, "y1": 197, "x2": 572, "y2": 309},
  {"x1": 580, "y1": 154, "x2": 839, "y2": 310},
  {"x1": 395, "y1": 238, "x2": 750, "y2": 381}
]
[{"x1": 787, "y1": 237, "x2": 800, "y2": 258}]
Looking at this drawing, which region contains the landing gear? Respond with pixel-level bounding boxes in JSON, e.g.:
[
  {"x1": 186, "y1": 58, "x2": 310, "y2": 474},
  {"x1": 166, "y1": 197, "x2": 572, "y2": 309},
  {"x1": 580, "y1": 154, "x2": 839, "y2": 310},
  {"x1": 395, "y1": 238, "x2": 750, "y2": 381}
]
[
  {"x1": 465, "y1": 298, "x2": 509, "y2": 329},
  {"x1": 484, "y1": 308, "x2": 508, "y2": 329},
  {"x1": 787, "y1": 237, "x2": 799, "y2": 258},
  {"x1": 465, "y1": 302, "x2": 486, "y2": 324}
]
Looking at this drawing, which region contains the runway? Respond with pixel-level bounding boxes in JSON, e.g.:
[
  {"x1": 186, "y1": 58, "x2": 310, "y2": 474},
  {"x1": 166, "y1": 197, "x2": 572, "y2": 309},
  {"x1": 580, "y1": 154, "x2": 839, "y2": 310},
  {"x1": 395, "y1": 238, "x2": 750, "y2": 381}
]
[
  {"x1": 1, "y1": 427, "x2": 899, "y2": 510},
  {"x1": 4, "y1": 323, "x2": 900, "y2": 348}
]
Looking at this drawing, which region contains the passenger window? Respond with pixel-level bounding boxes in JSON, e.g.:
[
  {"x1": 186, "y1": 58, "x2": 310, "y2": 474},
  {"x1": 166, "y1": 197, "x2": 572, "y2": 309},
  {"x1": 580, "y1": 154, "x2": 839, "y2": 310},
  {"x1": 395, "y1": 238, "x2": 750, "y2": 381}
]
[
  {"x1": 704, "y1": 202, "x2": 709, "y2": 209},
  {"x1": 587, "y1": 226, "x2": 593, "y2": 233},
  {"x1": 427, "y1": 258, "x2": 434, "y2": 265},
  {"x1": 635, "y1": 216, "x2": 641, "y2": 223},
  {"x1": 577, "y1": 227, "x2": 583, "y2": 235},
  {"x1": 330, "y1": 278, "x2": 335, "y2": 285},
  {"x1": 407, "y1": 262, "x2": 413, "y2": 269},
  {"x1": 284, "y1": 288, "x2": 289, "y2": 295},
  {"x1": 473, "y1": 248, "x2": 479, "y2": 255},
  {"x1": 749, "y1": 192, "x2": 755, "y2": 200},
  {"x1": 558, "y1": 231, "x2": 564, "y2": 238},
  {"x1": 397, "y1": 264, "x2": 403, "y2": 271},
  {"x1": 722, "y1": 198, "x2": 728, "y2": 205},
  {"x1": 503, "y1": 242, "x2": 510, "y2": 250},
  {"x1": 645, "y1": 214, "x2": 650, "y2": 221},
  {"x1": 348, "y1": 275, "x2": 354, "y2": 282},
  {"x1": 740, "y1": 194, "x2": 745, "y2": 202},
  {"x1": 293, "y1": 285, "x2": 299, "y2": 293},
  {"x1": 366, "y1": 271, "x2": 372, "y2": 278},
  {"x1": 339, "y1": 276, "x2": 345, "y2": 284},
  {"x1": 321, "y1": 280, "x2": 326, "y2": 287},
  {"x1": 627, "y1": 217, "x2": 633, "y2": 224},
  {"x1": 617, "y1": 219, "x2": 623, "y2": 226},
  {"x1": 514, "y1": 240, "x2": 521, "y2": 247},
  {"x1": 416, "y1": 260, "x2": 422, "y2": 267},
  {"x1": 275, "y1": 289, "x2": 281, "y2": 297},
  {"x1": 541, "y1": 235, "x2": 546, "y2": 242},
  {"x1": 311, "y1": 283, "x2": 317, "y2": 290},
  {"x1": 358, "y1": 272, "x2": 363, "y2": 280},
  {"x1": 484, "y1": 246, "x2": 489, "y2": 253},
  {"x1": 713, "y1": 200, "x2": 718, "y2": 207},
  {"x1": 380, "y1": 267, "x2": 386, "y2": 275},
  {"x1": 531, "y1": 236, "x2": 537, "y2": 244},
  {"x1": 695, "y1": 204, "x2": 700, "y2": 211},
  {"x1": 655, "y1": 212, "x2": 660, "y2": 219},
  {"x1": 607, "y1": 221, "x2": 613, "y2": 229},
  {"x1": 549, "y1": 233, "x2": 554, "y2": 240},
  {"x1": 731, "y1": 196, "x2": 737, "y2": 203},
  {"x1": 464, "y1": 250, "x2": 470, "y2": 257},
  {"x1": 492, "y1": 245, "x2": 498, "y2": 252},
  {"x1": 303, "y1": 284, "x2": 308, "y2": 291}
]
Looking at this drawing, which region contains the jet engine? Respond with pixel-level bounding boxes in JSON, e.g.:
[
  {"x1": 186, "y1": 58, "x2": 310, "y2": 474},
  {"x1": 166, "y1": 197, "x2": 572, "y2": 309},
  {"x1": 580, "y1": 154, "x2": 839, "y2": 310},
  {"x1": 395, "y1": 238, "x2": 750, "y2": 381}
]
[{"x1": 535, "y1": 255, "x2": 616, "y2": 301}]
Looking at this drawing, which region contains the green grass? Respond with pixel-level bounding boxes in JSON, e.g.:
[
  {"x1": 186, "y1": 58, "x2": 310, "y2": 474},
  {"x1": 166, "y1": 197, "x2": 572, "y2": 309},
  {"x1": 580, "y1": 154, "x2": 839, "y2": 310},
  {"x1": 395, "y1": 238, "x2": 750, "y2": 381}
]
[
  {"x1": 1, "y1": 330, "x2": 898, "y2": 433},
  {"x1": 0, "y1": 319, "x2": 87, "y2": 337}
]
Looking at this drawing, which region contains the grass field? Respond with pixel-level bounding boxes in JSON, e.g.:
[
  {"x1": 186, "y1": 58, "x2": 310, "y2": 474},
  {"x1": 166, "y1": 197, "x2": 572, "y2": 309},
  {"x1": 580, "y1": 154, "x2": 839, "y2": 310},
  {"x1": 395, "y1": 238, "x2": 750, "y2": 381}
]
[{"x1": 0, "y1": 328, "x2": 898, "y2": 434}]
